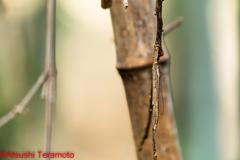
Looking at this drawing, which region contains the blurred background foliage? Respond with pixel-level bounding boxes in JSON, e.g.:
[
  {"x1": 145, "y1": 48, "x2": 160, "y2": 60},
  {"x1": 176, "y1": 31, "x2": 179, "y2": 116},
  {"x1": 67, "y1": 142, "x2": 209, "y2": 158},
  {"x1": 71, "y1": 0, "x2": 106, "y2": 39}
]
[{"x1": 0, "y1": 0, "x2": 239, "y2": 160}]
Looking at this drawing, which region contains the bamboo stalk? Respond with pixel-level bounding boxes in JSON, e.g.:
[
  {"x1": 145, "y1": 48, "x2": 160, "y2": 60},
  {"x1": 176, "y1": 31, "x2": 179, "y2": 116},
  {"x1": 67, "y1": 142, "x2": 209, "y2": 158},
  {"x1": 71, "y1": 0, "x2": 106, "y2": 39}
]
[{"x1": 110, "y1": 0, "x2": 182, "y2": 159}]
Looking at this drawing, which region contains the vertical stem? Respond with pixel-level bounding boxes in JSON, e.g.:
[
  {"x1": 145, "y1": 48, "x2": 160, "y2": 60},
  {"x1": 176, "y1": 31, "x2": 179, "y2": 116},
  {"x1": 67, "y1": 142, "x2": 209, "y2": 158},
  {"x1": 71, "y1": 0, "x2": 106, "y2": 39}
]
[
  {"x1": 152, "y1": 0, "x2": 164, "y2": 160},
  {"x1": 45, "y1": 0, "x2": 56, "y2": 159}
]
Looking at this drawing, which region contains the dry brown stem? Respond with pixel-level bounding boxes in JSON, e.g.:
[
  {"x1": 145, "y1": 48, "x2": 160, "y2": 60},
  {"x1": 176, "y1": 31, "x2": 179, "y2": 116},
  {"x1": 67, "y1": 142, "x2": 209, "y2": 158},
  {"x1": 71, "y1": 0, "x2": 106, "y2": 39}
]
[{"x1": 152, "y1": 0, "x2": 164, "y2": 159}]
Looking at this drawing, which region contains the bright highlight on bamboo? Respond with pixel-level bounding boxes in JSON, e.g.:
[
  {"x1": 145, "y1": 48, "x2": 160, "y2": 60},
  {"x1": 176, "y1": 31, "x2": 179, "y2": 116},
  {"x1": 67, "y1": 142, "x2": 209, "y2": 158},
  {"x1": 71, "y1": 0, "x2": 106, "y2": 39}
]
[{"x1": 123, "y1": 0, "x2": 128, "y2": 10}]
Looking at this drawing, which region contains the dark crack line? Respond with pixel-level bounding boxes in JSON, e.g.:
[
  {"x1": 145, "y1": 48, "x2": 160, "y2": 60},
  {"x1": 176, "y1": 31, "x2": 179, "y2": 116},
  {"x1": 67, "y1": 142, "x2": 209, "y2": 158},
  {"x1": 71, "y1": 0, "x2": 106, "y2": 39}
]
[{"x1": 138, "y1": 88, "x2": 153, "y2": 152}]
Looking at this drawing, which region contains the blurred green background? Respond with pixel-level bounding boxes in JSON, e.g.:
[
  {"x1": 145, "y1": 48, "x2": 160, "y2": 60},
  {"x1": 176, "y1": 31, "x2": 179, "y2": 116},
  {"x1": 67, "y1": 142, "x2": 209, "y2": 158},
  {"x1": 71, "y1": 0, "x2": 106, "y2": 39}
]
[{"x1": 0, "y1": 0, "x2": 239, "y2": 160}]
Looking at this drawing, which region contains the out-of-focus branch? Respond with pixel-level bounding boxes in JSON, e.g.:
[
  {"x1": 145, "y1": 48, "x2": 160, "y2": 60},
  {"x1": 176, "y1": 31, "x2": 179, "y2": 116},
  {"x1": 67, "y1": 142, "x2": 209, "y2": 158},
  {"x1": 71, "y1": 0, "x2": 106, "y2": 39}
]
[
  {"x1": 163, "y1": 17, "x2": 183, "y2": 36},
  {"x1": 0, "y1": 72, "x2": 48, "y2": 128},
  {"x1": 45, "y1": 0, "x2": 56, "y2": 159},
  {"x1": 0, "y1": 0, "x2": 57, "y2": 131},
  {"x1": 0, "y1": 3, "x2": 57, "y2": 157}
]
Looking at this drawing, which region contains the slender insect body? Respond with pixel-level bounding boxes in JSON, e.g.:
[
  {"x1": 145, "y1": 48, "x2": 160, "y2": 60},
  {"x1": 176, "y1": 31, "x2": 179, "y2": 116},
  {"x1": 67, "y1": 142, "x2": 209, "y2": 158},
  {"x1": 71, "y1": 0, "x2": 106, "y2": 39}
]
[{"x1": 152, "y1": 0, "x2": 164, "y2": 159}]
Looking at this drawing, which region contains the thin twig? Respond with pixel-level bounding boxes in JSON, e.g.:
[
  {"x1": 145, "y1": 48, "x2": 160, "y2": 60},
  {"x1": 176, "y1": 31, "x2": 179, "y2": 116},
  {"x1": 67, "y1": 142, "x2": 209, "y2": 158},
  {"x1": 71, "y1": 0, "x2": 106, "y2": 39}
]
[
  {"x1": 101, "y1": 0, "x2": 112, "y2": 9},
  {"x1": 163, "y1": 17, "x2": 183, "y2": 36},
  {"x1": 0, "y1": 72, "x2": 48, "y2": 128},
  {"x1": 152, "y1": 0, "x2": 164, "y2": 160},
  {"x1": 45, "y1": 0, "x2": 56, "y2": 159}
]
